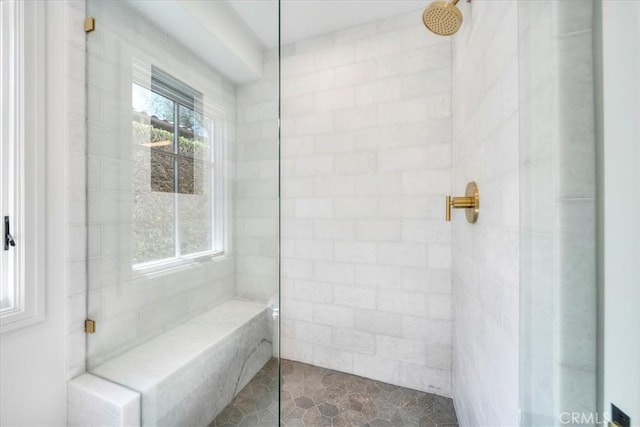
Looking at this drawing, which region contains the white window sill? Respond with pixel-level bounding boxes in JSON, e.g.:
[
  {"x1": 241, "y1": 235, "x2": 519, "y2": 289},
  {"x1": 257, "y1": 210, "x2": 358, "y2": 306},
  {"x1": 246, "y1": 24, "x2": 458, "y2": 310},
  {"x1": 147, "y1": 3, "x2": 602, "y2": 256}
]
[{"x1": 132, "y1": 250, "x2": 227, "y2": 278}]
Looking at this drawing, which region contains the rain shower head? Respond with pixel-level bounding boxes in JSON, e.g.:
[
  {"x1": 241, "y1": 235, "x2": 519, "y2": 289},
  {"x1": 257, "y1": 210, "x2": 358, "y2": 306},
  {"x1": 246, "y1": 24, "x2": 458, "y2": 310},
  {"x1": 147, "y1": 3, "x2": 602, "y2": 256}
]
[{"x1": 422, "y1": 0, "x2": 463, "y2": 36}]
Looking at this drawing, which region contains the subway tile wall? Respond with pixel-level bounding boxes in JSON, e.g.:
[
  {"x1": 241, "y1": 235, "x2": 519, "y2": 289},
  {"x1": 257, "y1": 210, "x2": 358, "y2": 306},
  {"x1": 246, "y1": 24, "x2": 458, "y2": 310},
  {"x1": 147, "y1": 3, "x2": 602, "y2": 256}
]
[
  {"x1": 235, "y1": 50, "x2": 280, "y2": 303},
  {"x1": 239, "y1": 11, "x2": 454, "y2": 395},
  {"x1": 450, "y1": 1, "x2": 520, "y2": 425}
]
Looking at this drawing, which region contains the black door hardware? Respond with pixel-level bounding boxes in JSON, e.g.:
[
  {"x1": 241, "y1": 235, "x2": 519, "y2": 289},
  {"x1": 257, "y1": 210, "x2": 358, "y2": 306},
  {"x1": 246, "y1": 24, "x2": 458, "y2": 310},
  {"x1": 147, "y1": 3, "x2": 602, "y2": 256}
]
[{"x1": 4, "y1": 216, "x2": 16, "y2": 251}]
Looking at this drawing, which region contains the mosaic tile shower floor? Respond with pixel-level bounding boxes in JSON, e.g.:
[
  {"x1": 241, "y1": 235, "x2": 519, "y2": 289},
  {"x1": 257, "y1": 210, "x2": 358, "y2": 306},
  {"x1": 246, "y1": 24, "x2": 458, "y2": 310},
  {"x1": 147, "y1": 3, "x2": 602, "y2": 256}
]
[{"x1": 211, "y1": 359, "x2": 458, "y2": 427}]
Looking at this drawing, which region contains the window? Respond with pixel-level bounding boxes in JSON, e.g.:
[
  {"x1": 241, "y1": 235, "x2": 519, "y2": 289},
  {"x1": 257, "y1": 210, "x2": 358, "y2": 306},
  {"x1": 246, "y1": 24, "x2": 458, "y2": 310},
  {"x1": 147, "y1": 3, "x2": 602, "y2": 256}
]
[
  {"x1": 131, "y1": 67, "x2": 225, "y2": 269},
  {"x1": 1, "y1": 0, "x2": 45, "y2": 333}
]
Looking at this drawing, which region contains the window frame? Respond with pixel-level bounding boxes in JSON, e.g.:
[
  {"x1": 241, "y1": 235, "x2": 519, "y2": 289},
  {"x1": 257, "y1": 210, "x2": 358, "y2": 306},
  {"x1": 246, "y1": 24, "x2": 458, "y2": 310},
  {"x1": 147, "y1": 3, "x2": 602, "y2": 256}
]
[
  {"x1": 130, "y1": 66, "x2": 228, "y2": 274},
  {"x1": 0, "y1": 0, "x2": 46, "y2": 333},
  {"x1": 145, "y1": 68, "x2": 202, "y2": 196}
]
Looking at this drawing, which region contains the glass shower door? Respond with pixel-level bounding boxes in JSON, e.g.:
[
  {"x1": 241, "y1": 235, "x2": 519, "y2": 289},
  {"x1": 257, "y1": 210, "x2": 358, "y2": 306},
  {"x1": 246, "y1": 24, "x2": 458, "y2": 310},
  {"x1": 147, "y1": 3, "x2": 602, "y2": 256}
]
[
  {"x1": 518, "y1": 1, "x2": 598, "y2": 424},
  {"x1": 84, "y1": 1, "x2": 280, "y2": 425}
]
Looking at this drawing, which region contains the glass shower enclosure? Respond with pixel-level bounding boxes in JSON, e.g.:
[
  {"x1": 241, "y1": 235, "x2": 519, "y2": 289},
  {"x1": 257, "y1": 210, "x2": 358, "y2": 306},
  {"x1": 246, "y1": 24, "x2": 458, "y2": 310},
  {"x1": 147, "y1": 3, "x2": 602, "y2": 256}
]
[
  {"x1": 78, "y1": 1, "x2": 621, "y2": 426},
  {"x1": 518, "y1": 1, "x2": 598, "y2": 424},
  {"x1": 83, "y1": 1, "x2": 280, "y2": 425}
]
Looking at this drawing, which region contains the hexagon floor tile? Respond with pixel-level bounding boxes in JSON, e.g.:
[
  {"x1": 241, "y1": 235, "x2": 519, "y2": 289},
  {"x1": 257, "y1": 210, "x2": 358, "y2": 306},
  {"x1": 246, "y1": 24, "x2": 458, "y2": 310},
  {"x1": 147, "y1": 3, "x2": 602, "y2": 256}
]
[{"x1": 210, "y1": 359, "x2": 458, "y2": 427}]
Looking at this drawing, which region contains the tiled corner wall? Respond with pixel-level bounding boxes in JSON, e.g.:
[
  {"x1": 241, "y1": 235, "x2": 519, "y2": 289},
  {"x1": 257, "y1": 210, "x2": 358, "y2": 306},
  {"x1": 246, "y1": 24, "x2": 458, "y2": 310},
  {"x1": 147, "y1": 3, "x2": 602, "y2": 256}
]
[
  {"x1": 450, "y1": 1, "x2": 520, "y2": 425},
  {"x1": 519, "y1": 1, "x2": 597, "y2": 423},
  {"x1": 235, "y1": 51, "x2": 280, "y2": 303},
  {"x1": 78, "y1": 0, "x2": 237, "y2": 369},
  {"x1": 246, "y1": 11, "x2": 455, "y2": 395}
]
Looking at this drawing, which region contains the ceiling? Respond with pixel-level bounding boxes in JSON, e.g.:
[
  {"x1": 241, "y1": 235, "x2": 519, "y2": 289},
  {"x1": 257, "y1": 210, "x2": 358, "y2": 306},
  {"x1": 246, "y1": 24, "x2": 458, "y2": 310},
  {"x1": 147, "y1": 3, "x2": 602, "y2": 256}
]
[
  {"x1": 125, "y1": 0, "x2": 264, "y2": 83},
  {"x1": 227, "y1": 0, "x2": 427, "y2": 48},
  {"x1": 120, "y1": 0, "x2": 427, "y2": 84}
]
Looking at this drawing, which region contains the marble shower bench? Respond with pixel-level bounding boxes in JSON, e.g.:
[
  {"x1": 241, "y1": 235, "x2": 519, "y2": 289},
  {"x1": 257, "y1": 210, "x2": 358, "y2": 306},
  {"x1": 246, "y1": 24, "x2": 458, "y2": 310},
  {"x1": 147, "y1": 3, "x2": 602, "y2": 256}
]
[{"x1": 68, "y1": 299, "x2": 273, "y2": 427}]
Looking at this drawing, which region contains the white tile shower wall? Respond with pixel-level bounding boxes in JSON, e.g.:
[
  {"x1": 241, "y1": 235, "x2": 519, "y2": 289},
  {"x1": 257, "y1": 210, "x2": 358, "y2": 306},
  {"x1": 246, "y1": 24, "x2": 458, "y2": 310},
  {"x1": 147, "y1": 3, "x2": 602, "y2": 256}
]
[
  {"x1": 519, "y1": 1, "x2": 597, "y2": 423},
  {"x1": 519, "y1": 2, "x2": 556, "y2": 423},
  {"x1": 240, "y1": 11, "x2": 454, "y2": 395},
  {"x1": 83, "y1": 1, "x2": 237, "y2": 368},
  {"x1": 450, "y1": 1, "x2": 520, "y2": 425},
  {"x1": 235, "y1": 53, "x2": 279, "y2": 302}
]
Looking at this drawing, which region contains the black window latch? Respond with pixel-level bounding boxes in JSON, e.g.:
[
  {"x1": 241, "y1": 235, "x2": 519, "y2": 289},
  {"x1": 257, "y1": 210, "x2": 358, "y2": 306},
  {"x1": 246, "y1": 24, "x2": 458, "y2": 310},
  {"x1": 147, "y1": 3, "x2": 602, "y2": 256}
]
[{"x1": 4, "y1": 216, "x2": 16, "y2": 250}]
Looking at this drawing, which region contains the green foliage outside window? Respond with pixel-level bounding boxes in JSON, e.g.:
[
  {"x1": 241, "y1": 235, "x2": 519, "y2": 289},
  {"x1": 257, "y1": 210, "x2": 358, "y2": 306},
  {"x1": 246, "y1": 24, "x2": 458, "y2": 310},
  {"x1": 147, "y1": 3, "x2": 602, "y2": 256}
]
[{"x1": 132, "y1": 121, "x2": 212, "y2": 264}]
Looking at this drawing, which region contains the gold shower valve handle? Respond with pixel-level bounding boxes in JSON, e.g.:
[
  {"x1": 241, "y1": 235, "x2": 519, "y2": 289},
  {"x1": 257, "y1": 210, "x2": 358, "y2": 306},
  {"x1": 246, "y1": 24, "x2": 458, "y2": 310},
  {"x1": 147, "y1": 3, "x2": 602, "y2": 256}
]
[{"x1": 445, "y1": 181, "x2": 479, "y2": 223}]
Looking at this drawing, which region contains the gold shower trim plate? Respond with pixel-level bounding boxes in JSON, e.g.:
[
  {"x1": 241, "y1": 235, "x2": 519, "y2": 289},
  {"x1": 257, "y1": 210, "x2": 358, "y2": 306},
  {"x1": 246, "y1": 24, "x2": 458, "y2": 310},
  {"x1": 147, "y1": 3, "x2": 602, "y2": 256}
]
[{"x1": 445, "y1": 181, "x2": 479, "y2": 223}]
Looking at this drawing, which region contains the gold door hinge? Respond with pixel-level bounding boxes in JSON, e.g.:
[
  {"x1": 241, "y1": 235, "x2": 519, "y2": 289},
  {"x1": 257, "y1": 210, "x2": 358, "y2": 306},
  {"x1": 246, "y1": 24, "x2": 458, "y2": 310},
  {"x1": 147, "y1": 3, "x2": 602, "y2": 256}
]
[
  {"x1": 85, "y1": 319, "x2": 96, "y2": 334},
  {"x1": 84, "y1": 17, "x2": 95, "y2": 33}
]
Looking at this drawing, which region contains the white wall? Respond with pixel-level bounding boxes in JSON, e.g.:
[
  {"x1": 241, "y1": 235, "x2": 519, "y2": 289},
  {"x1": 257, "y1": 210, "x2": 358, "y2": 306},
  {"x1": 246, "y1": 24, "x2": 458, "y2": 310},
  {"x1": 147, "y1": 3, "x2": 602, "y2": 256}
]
[
  {"x1": 0, "y1": 1, "x2": 81, "y2": 425},
  {"x1": 248, "y1": 11, "x2": 454, "y2": 395},
  {"x1": 601, "y1": 1, "x2": 640, "y2": 423},
  {"x1": 450, "y1": 1, "x2": 520, "y2": 425}
]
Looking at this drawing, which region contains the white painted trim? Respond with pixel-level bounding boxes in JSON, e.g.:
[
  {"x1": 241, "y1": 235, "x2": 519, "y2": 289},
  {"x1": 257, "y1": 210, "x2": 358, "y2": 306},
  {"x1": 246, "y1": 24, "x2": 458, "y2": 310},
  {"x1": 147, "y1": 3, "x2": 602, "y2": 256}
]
[
  {"x1": 132, "y1": 251, "x2": 227, "y2": 276},
  {"x1": 0, "y1": 0, "x2": 46, "y2": 333}
]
